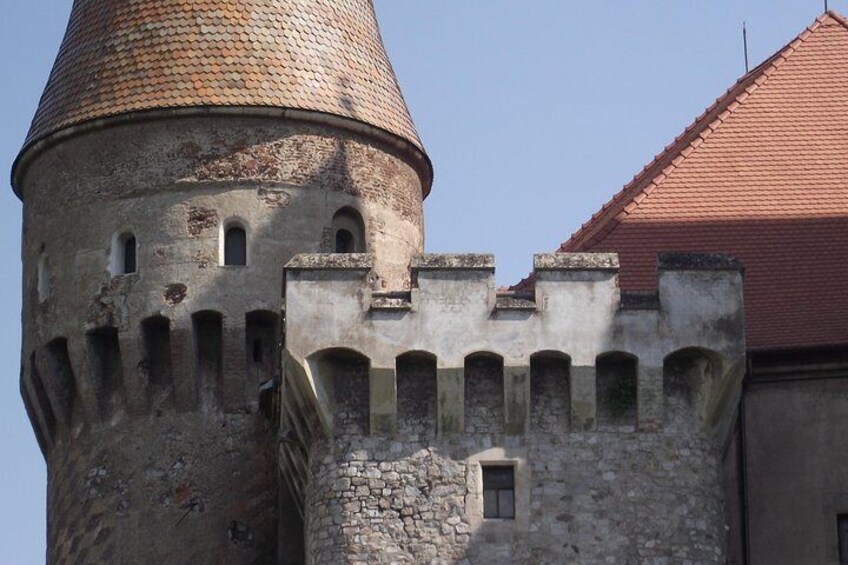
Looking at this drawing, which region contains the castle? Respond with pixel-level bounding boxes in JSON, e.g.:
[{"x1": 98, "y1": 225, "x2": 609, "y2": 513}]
[{"x1": 12, "y1": 1, "x2": 847, "y2": 564}]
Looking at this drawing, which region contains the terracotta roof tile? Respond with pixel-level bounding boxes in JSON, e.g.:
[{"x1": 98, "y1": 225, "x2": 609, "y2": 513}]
[
  {"x1": 18, "y1": 0, "x2": 423, "y2": 164},
  {"x1": 519, "y1": 11, "x2": 848, "y2": 351}
]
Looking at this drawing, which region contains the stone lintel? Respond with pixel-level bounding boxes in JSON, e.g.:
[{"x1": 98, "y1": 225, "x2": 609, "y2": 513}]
[
  {"x1": 504, "y1": 366, "x2": 530, "y2": 435},
  {"x1": 637, "y1": 365, "x2": 663, "y2": 433},
  {"x1": 369, "y1": 368, "x2": 397, "y2": 435},
  {"x1": 411, "y1": 254, "x2": 495, "y2": 272},
  {"x1": 285, "y1": 253, "x2": 372, "y2": 272},
  {"x1": 117, "y1": 330, "x2": 149, "y2": 416},
  {"x1": 65, "y1": 335, "x2": 99, "y2": 422},
  {"x1": 534, "y1": 253, "x2": 619, "y2": 272},
  {"x1": 570, "y1": 366, "x2": 597, "y2": 431},
  {"x1": 657, "y1": 253, "x2": 742, "y2": 272},
  {"x1": 170, "y1": 319, "x2": 198, "y2": 413},
  {"x1": 222, "y1": 322, "x2": 247, "y2": 413},
  {"x1": 437, "y1": 368, "x2": 464, "y2": 434}
]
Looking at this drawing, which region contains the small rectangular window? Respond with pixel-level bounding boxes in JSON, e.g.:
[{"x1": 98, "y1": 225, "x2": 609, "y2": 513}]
[
  {"x1": 839, "y1": 514, "x2": 848, "y2": 564},
  {"x1": 482, "y1": 466, "x2": 515, "y2": 520}
]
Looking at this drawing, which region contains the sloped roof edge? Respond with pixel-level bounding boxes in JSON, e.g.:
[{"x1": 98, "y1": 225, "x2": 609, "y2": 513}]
[{"x1": 512, "y1": 11, "x2": 848, "y2": 291}]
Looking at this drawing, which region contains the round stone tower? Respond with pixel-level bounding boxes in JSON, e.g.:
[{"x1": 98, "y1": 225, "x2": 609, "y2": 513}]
[{"x1": 13, "y1": 1, "x2": 430, "y2": 562}]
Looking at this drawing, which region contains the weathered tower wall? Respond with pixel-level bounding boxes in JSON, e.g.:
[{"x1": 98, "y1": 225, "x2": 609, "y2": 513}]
[
  {"x1": 17, "y1": 114, "x2": 426, "y2": 563},
  {"x1": 283, "y1": 253, "x2": 746, "y2": 563}
]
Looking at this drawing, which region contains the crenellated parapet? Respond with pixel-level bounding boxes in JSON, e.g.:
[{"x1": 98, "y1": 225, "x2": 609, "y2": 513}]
[
  {"x1": 283, "y1": 251, "x2": 745, "y2": 442},
  {"x1": 20, "y1": 305, "x2": 283, "y2": 455},
  {"x1": 282, "y1": 252, "x2": 746, "y2": 562}
]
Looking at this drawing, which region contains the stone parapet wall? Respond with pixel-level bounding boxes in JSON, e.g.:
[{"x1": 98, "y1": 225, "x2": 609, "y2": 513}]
[
  {"x1": 282, "y1": 252, "x2": 746, "y2": 563},
  {"x1": 284, "y1": 252, "x2": 745, "y2": 439}
]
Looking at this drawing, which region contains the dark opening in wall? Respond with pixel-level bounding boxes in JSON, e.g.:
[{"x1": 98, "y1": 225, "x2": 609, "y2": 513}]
[
  {"x1": 335, "y1": 229, "x2": 355, "y2": 253},
  {"x1": 124, "y1": 236, "x2": 137, "y2": 274},
  {"x1": 465, "y1": 353, "x2": 504, "y2": 435},
  {"x1": 29, "y1": 352, "x2": 56, "y2": 440},
  {"x1": 224, "y1": 225, "x2": 247, "y2": 266},
  {"x1": 530, "y1": 352, "x2": 571, "y2": 434},
  {"x1": 331, "y1": 207, "x2": 365, "y2": 254},
  {"x1": 279, "y1": 477, "x2": 305, "y2": 565},
  {"x1": 112, "y1": 232, "x2": 137, "y2": 275},
  {"x1": 396, "y1": 352, "x2": 437, "y2": 437},
  {"x1": 192, "y1": 311, "x2": 223, "y2": 408},
  {"x1": 45, "y1": 338, "x2": 76, "y2": 424},
  {"x1": 309, "y1": 349, "x2": 370, "y2": 437},
  {"x1": 86, "y1": 327, "x2": 123, "y2": 414},
  {"x1": 246, "y1": 311, "x2": 280, "y2": 418},
  {"x1": 664, "y1": 348, "x2": 720, "y2": 431},
  {"x1": 142, "y1": 316, "x2": 172, "y2": 388},
  {"x1": 483, "y1": 466, "x2": 515, "y2": 520},
  {"x1": 596, "y1": 352, "x2": 638, "y2": 429},
  {"x1": 839, "y1": 514, "x2": 848, "y2": 564}
]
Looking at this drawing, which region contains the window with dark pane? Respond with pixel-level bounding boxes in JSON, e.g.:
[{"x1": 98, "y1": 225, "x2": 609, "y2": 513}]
[
  {"x1": 331, "y1": 208, "x2": 365, "y2": 253},
  {"x1": 483, "y1": 466, "x2": 515, "y2": 519},
  {"x1": 335, "y1": 229, "x2": 355, "y2": 253},
  {"x1": 224, "y1": 226, "x2": 247, "y2": 266},
  {"x1": 123, "y1": 236, "x2": 137, "y2": 274},
  {"x1": 839, "y1": 514, "x2": 848, "y2": 564}
]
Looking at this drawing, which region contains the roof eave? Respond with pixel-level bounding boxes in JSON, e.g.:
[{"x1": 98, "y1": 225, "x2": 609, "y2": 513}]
[{"x1": 10, "y1": 105, "x2": 434, "y2": 201}]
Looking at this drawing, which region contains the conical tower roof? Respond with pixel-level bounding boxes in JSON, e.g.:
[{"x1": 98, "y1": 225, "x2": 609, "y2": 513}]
[{"x1": 15, "y1": 0, "x2": 427, "y2": 191}]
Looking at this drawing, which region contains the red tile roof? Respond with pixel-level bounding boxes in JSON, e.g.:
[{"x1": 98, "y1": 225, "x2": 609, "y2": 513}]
[
  {"x1": 537, "y1": 12, "x2": 848, "y2": 351},
  {"x1": 15, "y1": 0, "x2": 426, "y2": 190}
]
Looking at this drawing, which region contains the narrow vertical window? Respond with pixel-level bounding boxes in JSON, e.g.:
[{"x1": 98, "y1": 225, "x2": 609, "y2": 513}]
[
  {"x1": 111, "y1": 232, "x2": 137, "y2": 275},
  {"x1": 123, "y1": 236, "x2": 137, "y2": 274},
  {"x1": 839, "y1": 514, "x2": 848, "y2": 564},
  {"x1": 224, "y1": 226, "x2": 247, "y2": 266},
  {"x1": 482, "y1": 466, "x2": 515, "y2": 519},
  {"x1": 331, "y1": 207, "x2": 365, "y2": 254}
]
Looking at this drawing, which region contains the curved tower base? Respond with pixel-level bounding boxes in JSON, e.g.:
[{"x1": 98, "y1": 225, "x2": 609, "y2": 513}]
[{"x1": 47, "y1": 413, "x2": 277, "y2": 564}]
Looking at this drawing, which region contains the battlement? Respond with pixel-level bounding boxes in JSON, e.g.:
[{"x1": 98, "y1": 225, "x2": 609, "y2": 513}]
[
  {"x1": 282, "y1": 252, "x2": 745, "y2": 444},
  {"x1": 20, "y1": 307, "x2": 283, "y2": 455}
]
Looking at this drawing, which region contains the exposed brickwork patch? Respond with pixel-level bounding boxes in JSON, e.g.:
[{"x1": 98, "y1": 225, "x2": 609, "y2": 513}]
[
  {"x1": 257, "y1": 188, "x2": 292, "y2": 209},
  {"x1": 164, "y1": 284, "x2": 187, "y2": 306},
  {"x1": 186, "y1": 207, "x2": 218, "y2": 238}
]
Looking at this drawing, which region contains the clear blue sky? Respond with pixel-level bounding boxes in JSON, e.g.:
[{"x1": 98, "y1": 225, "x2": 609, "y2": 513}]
[{"x1": 0, "y1": 1, "x2": 836, "y2": 561}]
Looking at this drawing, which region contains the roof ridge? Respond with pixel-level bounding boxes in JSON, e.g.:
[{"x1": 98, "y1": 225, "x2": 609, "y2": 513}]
[
  {"x1": 825, "y1": 9, "x2": 848, "y2": 31},
  {"x1": 510, "y1": 12, "x2": 839, "y2": 292},
  {"x1": 557, "y1": 13, "x2": 831, "y2": 254}
]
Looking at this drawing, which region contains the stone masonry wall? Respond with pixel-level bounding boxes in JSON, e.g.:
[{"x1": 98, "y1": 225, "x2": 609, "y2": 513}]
[
  {"x1": 464, "y1": 356, "x2": 505, "y2": 436},
  {"x1": 47, "y1": 411, "x2": 278, "y2": 565},
  {"x1": 530, "y1": 355, "x2": 570, "y2": 435},
  {"x1": 302, "y1": 360, "x2": 726, "y2": 564},
  {"x1": 20, "y1": 114, "x2": 426, "y2": 564},
  {"x1": 396, "y1": 355, "x2": 438, "y2": 439}
]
